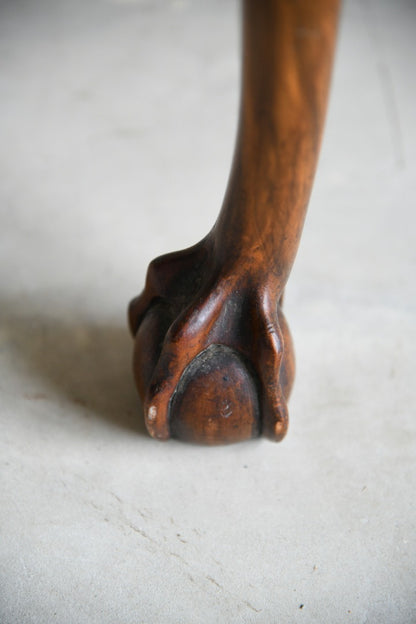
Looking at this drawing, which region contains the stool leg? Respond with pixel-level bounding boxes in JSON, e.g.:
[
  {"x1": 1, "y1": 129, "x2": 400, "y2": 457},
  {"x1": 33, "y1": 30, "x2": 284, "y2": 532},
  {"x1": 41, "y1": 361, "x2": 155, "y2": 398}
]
[{"x1": 129, "y1": 0, "x2": 340, "y2": 444}]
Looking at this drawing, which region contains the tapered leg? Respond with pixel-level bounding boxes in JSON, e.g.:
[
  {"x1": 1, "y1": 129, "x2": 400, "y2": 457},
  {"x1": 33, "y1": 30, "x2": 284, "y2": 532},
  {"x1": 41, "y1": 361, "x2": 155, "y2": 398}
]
[{"x1": 129, "y1": 0, "x2": 340, "y2": 444}]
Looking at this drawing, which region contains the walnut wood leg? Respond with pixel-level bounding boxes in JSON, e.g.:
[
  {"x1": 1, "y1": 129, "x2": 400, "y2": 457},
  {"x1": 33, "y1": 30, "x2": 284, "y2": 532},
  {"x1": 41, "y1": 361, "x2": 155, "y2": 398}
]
[{"x1": 129, "y1": 0, "x2": 340, "y2": 444}]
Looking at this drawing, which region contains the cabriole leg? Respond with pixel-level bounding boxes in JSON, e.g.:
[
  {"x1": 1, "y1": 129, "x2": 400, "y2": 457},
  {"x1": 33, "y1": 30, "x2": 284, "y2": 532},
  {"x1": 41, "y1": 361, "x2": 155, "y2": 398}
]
[{"x1": 129, "y1": 0, "x2": 340, "y2": 444}]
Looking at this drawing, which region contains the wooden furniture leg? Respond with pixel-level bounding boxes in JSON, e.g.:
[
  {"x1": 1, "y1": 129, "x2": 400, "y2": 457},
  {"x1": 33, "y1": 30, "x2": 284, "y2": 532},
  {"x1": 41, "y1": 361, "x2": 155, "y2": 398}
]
[{"x1": 129, "y1": 0, "x2": 340, "y2": 444}]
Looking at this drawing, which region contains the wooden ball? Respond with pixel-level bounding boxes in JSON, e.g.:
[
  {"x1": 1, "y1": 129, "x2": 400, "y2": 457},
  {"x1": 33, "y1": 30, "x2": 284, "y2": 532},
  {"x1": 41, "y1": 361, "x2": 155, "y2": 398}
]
[{"x1": 169, "y1": 344, "x2": 260, "y2": 444}]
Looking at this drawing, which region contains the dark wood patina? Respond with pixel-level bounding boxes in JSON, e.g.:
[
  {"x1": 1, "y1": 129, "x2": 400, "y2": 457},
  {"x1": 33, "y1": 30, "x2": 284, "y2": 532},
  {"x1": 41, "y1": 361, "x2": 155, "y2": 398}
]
[{"x1": 129, "y1": 0, "x2": 340, "y2": 444}]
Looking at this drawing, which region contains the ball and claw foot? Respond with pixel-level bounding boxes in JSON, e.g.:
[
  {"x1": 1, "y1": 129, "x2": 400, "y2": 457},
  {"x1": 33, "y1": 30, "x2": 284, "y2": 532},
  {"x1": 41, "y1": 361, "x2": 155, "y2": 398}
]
[{"x1": 128, "y1": 237, "x2": 295, "y2": 445}]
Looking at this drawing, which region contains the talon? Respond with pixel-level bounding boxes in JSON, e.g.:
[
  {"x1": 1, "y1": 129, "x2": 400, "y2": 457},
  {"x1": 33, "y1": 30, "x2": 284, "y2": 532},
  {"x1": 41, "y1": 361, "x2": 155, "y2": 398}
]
[{"x1": 129, "y1": 244, "x2": 295, "y2": 444}]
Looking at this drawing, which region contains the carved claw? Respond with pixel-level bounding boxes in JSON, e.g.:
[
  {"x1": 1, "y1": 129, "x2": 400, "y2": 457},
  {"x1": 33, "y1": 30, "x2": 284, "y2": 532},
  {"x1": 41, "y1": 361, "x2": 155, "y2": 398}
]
[{"x1": 129, "y1": 239, "x2": 295, "y2": 445}]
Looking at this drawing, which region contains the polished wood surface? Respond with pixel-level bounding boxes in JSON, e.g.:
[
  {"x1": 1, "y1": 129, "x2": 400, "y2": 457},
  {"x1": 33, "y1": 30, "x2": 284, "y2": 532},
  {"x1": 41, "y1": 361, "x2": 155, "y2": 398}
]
[{"x1": 129, "y1": 0, "x2": 340, "y2": 444}]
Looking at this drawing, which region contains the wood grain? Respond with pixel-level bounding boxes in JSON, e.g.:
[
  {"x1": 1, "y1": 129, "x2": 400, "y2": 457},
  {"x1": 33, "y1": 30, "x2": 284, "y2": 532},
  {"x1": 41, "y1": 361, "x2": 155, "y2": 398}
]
[{"x1": 129, "y1": 0, "x2": 340, "y2": 444}]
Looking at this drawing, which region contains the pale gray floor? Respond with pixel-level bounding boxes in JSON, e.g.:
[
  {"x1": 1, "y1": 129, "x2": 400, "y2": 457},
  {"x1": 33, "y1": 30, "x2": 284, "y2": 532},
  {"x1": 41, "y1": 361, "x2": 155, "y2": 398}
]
[{"x1": 0, "y1": 1, "x2": 415, "y2": 622}]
